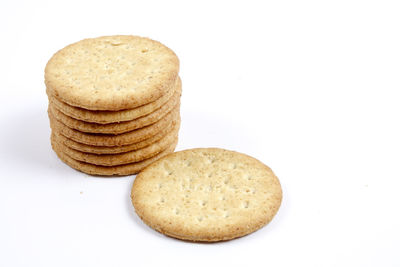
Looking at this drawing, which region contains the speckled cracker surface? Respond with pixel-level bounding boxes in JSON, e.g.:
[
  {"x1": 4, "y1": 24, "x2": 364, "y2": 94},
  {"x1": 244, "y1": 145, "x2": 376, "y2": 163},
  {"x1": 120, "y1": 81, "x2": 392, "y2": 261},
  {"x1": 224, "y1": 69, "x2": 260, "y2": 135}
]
[
  {"x1": 131, "y1": 148, "x2": 282, "y2": 242},
  {"x1": 48, "y1": 77, "x2": 181, "y2": 124},
  {"x1": 45, "y1": 35, "x2": 179, "y2": 111}
]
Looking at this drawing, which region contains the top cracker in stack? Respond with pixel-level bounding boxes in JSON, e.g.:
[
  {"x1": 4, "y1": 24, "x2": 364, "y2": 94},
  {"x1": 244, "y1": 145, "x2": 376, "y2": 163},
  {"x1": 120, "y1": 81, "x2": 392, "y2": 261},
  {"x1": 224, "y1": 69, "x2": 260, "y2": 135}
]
[{"x1": 45, "y1": 36, "x2": 181, "y2": 176}]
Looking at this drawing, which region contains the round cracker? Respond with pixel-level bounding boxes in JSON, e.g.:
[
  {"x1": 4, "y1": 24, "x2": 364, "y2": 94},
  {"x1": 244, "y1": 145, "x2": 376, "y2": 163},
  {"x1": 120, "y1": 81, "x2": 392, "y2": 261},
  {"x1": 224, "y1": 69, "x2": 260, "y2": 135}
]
[
  {"x1": 45, "y1": 35, "x2": 179, "y2": 111},
  {"x1": 48, "y1": 105, "x2": 180, "y2": 146},
  {"x1": 131, "y1": 148, "x2": 282, "y2": 242},
  {"x1": 48, "y1": 77, "x2": 181, "y2": 124},
  {"x1": 52, "y1": 130, "x2": 178, "y2": 166},
  {"x1": 52, "y1": 118, "x2": 180, "y2": 155},
  {"x1": 51, "y1": 138, "x2": 178, "y2": 176},
  {"x1": 49, "y1": 87, "x2": 181, "y2": 134}
]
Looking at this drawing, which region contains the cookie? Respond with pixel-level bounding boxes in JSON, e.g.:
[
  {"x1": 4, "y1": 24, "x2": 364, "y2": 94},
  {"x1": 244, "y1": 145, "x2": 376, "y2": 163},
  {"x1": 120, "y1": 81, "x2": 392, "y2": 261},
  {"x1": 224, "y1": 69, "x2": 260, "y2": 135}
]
[
  {"x1": 49, "y1": 105, "x2": 180, "y2": 146},
  {"x1": 52, "y1": 118, "x2": 180, "y2": 154},
  {"x1": 52, "y1": 129, "x2": 178, "y2": 166},
  {"x1": 45, "y1": 35, "x2": 179, "y2": 111},
  {"x1": 131, "y1": 148, "x2": 282, "y2": 242},
  {"x1": 48, "y1": 87, "x2": 181, "y2": 134},
  {"x1": 48, "y1": 77, "x2": 181, "y2": 124},
  {"x1": 51, "y1": 138, "x2": 178, "y2": 176}
]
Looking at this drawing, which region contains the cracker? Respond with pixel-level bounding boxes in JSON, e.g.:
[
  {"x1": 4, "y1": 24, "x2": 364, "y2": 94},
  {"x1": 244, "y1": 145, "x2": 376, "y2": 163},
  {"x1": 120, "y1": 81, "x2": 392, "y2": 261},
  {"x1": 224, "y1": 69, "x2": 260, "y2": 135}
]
[
  {"x1": 48, "y1": 105, "x2": 180, "y2": 146},
  {"x1": 48, "y1": 77, "x2": 181, "y2": 124},
  {"x1": 51, "y1": 137, "x2": 178, "y2": 176},
  {"x1": 131, "y1": 148, "x2": 282, "y2": 242},
  {"x1": 48, "y1": 87, "x2": 180, "y2": 134},
  {"x1": 52, "y1": 118, "x2": 180, "y2": 154},
  {"x1": 52, "y1": 129, "x2": 178, "y2": 166},
  {"x1": 45, "y1": 35, "x2": 179, "y2": 111}
]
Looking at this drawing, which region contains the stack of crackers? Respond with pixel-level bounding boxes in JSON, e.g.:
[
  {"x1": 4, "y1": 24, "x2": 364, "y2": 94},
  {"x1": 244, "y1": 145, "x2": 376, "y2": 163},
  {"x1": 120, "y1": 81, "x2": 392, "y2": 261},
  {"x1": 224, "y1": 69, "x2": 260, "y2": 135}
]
[{"x1": 45, "y1": 36, "x2": 181, "y2": 176}]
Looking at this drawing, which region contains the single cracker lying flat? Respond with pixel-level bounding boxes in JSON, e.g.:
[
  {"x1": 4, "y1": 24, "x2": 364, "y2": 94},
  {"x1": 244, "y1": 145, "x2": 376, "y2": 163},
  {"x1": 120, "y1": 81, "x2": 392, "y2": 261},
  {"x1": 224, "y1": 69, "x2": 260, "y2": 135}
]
[
  {"x1": 131, "y1": 148, "x2": 282, "y2": 242},
  {"x1": 48, "y1": 77, "x2": 181, "y2": 124},
  {"x1": 45, "y1": 35, "x2": 179, "y2": 111},
  {"x1": 52, "y1": 130, "x2": 178, "y2": 166},
  {"x1": 49, "y1": 87, "x2": 181, "y2": 134},
  {"x1": 51, "y1": 138, "x2": 178, "y2": 176},
  {"x1": 48, "y1": 105, "x2": 180, "y2": 146},
  {"x1": 52, "y1": 119, "x2": 180, "y2": 154}
]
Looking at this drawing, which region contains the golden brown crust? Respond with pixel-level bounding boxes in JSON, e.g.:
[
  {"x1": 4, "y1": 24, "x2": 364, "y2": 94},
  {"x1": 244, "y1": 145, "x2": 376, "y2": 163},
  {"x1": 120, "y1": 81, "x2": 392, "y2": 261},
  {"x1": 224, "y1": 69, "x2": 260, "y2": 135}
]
[
  {"x1": 45, "y1": 35, "x2": 179, "y2": 111},
  {"x1": 52, "y1": 130, "x2": 178, "y2": 166},
  {"x1": 48, "y1": 77, "x2": 181, "y2": 124},
  {"x1": 48, "y1": 87, "x2": 181, "y2": 134},
  {"x1": 51, "y1": 138, "x2": 178, "y2": 176},
  {"x1": 48, "y1": 104, "x2": 180, "y2": 146},
  {"x1": 131, "y1": 148, "x2": 282, "y2": 242},
  {"x1": 52, "y1": 119, "x2": 180, "y2": 154}
]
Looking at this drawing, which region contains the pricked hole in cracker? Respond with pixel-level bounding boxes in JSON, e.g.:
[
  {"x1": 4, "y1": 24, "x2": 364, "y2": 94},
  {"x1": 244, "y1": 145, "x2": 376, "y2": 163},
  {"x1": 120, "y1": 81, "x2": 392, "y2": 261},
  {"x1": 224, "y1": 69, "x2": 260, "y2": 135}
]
[
  {"x1": 175, "y1": 208, "x2": 180, "y2": 215},
  {"x1": 221, "y1": 196, "x2": 226, "y2": 201},
  {"x1": 160, "y1": 197, "x2": 165, "y2": 203},
  {"x1": 158, "y1": 183, "x2": 163, "y2": 189},
  {"x1": 185, "y1": 161, "x2": 192, "y2": 167},
  {"x1": 208, "y1": 173, "x2": 213, "y2": 178},
  {"x1": 224, "y1": 212, "x2": 230, "y2": 218},
  {"x1": 141, "y1": 48, "x2": 148, "y2": 53},
  {"x1": 224, "y1": 179, "x2": 229, "y2": 185},
  {"x1": 252, "y1": 188, "x2": 257, "y2": 194},
  {"x1": 243, "y1": 201, "x2": 249, "y2": 208},
  {"x1": 201, "y1": 200, "x2": 207, "y2": 206},
  {"x1": 197, "y1": 217, "x2": 203, "y2": 222}
]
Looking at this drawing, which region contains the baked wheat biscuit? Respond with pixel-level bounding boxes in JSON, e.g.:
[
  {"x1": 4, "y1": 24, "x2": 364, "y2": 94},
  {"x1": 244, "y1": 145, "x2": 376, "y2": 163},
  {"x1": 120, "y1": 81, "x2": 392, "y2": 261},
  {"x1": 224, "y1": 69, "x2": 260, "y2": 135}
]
[
  {"x1": 49, "y1": 88, "x2": 180, "y2": 134},
  {"x1": 52, "y1": 119, "x2": 180, "y2": 154},
  {"x1": 45, "y1": 35, "x2": 179, "y2": 111},
  {"x1": 51, "y1": 138, "x2": 178, "y2": 176},
  {"x1": 52, "y1": 130, "x2": 178, "y2": 166},
  {"x1": 131, "y1": 148, "x2": 282, "y2": 242},
  {"x1": 48, "y1": 77, "x2": 181, "y2": 124},
  {"x1": 49, "y1": 105, "x2": 180, "y2": 146}
]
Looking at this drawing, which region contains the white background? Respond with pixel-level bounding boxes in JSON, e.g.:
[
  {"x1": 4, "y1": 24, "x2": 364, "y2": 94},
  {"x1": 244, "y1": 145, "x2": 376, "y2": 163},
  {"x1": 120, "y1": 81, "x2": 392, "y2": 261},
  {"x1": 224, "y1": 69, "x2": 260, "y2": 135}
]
[{"x1": 0, "y1": 0, "x2": 399, "y2": 266}]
